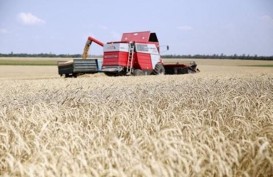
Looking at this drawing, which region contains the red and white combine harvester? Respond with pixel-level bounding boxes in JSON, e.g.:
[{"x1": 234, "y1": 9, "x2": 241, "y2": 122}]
[{"x1": 58, "y1": 31, "x2": 199, "y2": 77}]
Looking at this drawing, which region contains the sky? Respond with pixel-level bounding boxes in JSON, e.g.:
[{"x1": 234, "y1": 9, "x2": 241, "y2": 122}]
[{"x1": 0, "y1": 0, "x2": 273, "y2": 56}]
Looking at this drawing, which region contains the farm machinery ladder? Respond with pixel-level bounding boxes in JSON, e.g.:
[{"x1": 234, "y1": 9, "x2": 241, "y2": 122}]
[{"x1": 126, "y1": 42, "x2": 135, "y2": 74}]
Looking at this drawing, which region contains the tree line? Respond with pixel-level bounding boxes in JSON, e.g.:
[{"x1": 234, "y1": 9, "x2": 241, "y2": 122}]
[
  {"x1": 163, "y1": 54, "x2": 273, "y2": 60},
  {"x1": 0, "y1": 53, "x2": 82, "y2": 58},
  {"x1": 0, "y1": 53, "x2": 273, "y2": 60}
]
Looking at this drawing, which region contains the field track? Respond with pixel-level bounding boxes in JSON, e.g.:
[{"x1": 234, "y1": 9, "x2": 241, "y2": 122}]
[{"x1": 0, "y1": 58, "x2": 272, "y2": 80}]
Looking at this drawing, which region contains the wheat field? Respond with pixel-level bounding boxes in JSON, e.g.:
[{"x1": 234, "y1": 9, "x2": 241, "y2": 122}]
[{"x1": 0, "y1": 62, "x2": 273, "y2": 176}]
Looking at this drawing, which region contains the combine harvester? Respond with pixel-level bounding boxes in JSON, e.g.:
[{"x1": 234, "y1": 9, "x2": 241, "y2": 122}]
[{"x1": 58, "y1": 31, "x2": 199, "y2": 77}]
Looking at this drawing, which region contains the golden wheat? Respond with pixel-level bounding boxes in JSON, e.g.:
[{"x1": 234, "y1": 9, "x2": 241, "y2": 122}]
[{"x1": 0, "y1": 73, "x2": 272, "y2": 177}]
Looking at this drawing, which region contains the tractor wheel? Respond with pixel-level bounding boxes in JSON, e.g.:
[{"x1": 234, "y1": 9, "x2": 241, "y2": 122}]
[
  {"x1": 153, "y1": 63, "x2": 165, "y2": 75},
  {"x1": 133, "y1": 69, "x2": 145, "y2": 76}
]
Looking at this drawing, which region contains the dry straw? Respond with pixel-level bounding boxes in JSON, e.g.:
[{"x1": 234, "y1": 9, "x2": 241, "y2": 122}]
[{"x1": 0, "y1": 73, "x2": 272, "y2": 176}]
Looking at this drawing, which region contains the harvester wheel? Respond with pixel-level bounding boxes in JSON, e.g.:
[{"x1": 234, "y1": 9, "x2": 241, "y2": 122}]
[
  {"x1": 153, "y1": 63, "x2": 165, "y2": 75},
  {"x1": 104, "y1": 72, "x2": 117, "y2": 77},
  {"x1": 133, "y1": 69, "x2": 144, "y2": 76}
]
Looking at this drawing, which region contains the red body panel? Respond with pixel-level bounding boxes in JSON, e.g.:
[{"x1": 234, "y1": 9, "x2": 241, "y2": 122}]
[
  {"x1": 103, "y1": 51, "x2": 153, "y2": 70},
  {"x1": 103, "y1": 51, "x2": 128, "y2": 66},
  {"x1": 135, "y1": 53, "x2": 152, "y2": 70},
  {"x1": 121, "y1": 31, "x2": 151, "y2": 43}
]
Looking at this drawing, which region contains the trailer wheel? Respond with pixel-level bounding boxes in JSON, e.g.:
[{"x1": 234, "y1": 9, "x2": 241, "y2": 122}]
[
  {"x1": 153, "y1": 63, "x2": 165, "y2": 75},
  {"x1": 133, "y1": 69, "x2": 144, "y2": 76},
  {"x1": 73, "y1": 73, "x2": 78, "y2": 78}
]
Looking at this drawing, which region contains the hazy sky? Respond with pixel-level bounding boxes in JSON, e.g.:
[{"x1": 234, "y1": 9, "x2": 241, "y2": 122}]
[{"x1": 0, "y1": 0, "x2": 273, "y2": 56}]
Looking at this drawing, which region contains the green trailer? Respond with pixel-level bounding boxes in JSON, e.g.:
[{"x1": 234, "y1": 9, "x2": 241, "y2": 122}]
[{"x1": 57, "y1": 59, "x2": 101, "y2": 77}]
